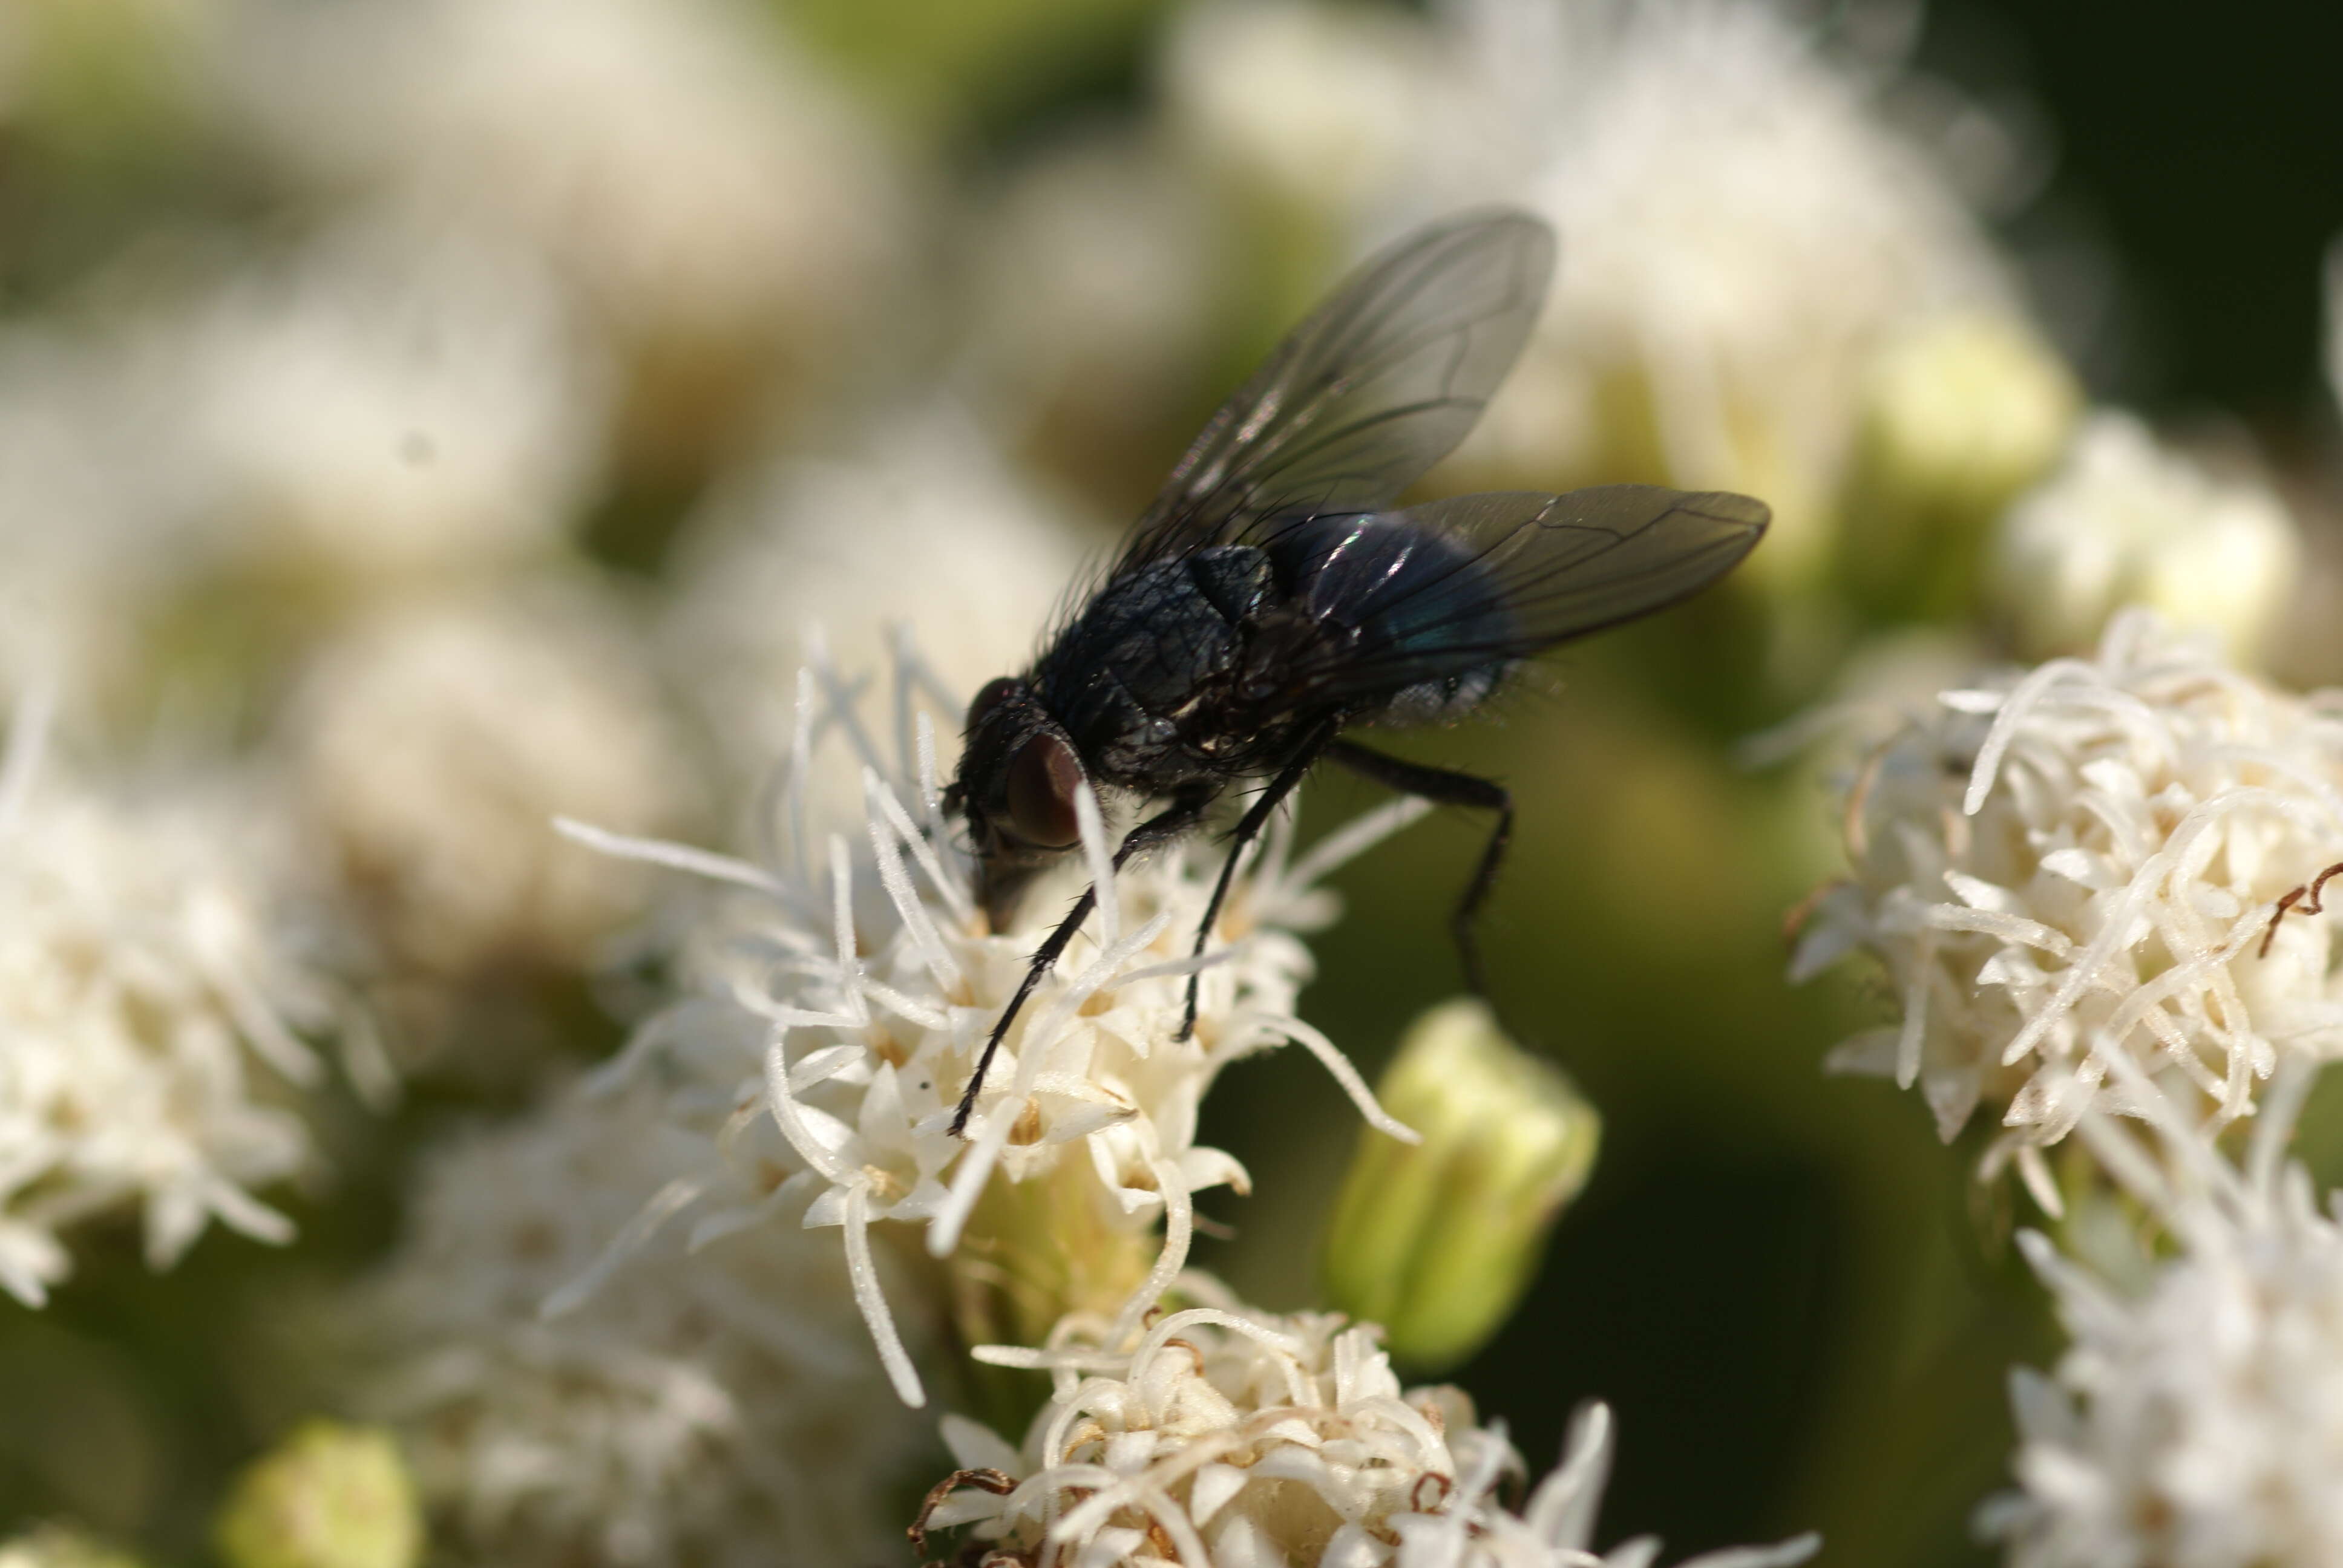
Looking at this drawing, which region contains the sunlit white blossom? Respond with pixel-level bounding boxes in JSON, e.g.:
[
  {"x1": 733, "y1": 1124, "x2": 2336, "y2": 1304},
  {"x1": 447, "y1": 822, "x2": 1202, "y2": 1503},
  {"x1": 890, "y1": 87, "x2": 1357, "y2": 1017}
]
[
  {"x1": 157, "y1": 215, "x2": 609, "y2": 581},
  {"x1": 957, "y1": 132, "x2": 1228, "y2": 457},
  {"x1": 571, "y1": 645, "x2": 1426, "y2": 1407},
  {"x1": 658, "y1": 407, "x2": 1090, "y2": 800},
  {"x1": 281, "y1": 579, "x2": 693, "y2": 975},
  {"x1": 241, "y1": 0, "x2": 902, "y2": 355},
  {"x1": 0, "y1": 694, "x2": 365, "y2": 1307},
  {"x1": 0, "y1": 330, "x2": 179, "y2": 713},
  {"x1": 1981, "y1": 1060, "x2": 2343, "y2": 1568},
  {"x1": 924, "y1": 1282, "x2": 1818, "y2": 1568},
  {"x1": 1160, "y1": 0, "x2": 1449, "y2": 221},
  {"x1": 1991, "y1": 411, "x2": 2301, "y2": 665},
  {"x1": 356, "y1": 1074, "x2": 931, "y2": 1568},
  {"x1": 1412, "y1": 0, "x2": 2024, "y2": 583},
  {"x1": 1794, "y1": 612, "x2": 2343, "y2": 1206}
]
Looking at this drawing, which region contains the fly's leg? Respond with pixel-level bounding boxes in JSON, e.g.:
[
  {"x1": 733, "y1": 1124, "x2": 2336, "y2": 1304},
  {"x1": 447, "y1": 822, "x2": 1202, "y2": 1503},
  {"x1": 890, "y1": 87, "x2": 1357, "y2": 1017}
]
[
  {"x1": 1176, "y1": 728, "x2": 1340, "y2": 1041},
  {"x1": 950, "y1": 786, "x2": 1213, "y2": 1137},
  {"x1": 1326, "y1": 739, "x2": 1513, "y2": 999}
]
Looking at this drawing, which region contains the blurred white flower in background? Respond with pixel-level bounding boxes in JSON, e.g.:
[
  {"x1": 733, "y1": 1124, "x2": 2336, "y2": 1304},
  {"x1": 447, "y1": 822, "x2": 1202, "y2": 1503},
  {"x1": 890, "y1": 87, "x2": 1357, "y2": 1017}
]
[
  {"x1": 238, "y1": 0, "x2": 905, "y2": 364},
  {"x1": 0, "y1": 330, "x2": 179, "y2": 717},
  {"x1": 1981, "y1": 1063, "x2": 2343, "y2": 1568},
  {"x1": 1991, "y1": 412, "x2": 2303, "y2": 666},
  {"x1": 280, "y1": 579, "x2": 694, "y2": 976},
  {"x1": 955, "y1": 129, "x2": 1228, "y2": 462},
  {"x1": 926, "y1": 1284, "x2": 1817, "y2": 1567},
  {"x1": 1159, "y1": 0, "x2": 1447, "y2": 223},
  {"x1": 660, "y1": 408, "x2": 1090, "y2": 805},
  {"x1": 571, "y1": 645, "x2": 1424, "y2": 1408},
  {"x1": 1414, "y1": 0, "x2": 2028, "y2": 585},
  {"x1": 0, "y1": 691, "x2": 366, "y2": 1308},
  {"x1": 1795, "y1": 612, "x2": 2343, "y2": 1207},
  {"x1": 156, "y1": 215, "x2": 611, "y2": 584},
  {"x1": 355, "y1": 1074, "x2": 931, "y2": 1568}
]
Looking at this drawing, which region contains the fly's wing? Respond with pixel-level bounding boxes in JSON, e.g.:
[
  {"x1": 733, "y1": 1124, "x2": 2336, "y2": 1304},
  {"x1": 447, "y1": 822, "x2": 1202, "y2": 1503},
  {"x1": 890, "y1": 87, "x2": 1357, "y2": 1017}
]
[
  {"x1": 1286, "y1": 485, "x2": 1769, "y2": 705},
  {"x1": 1115, "y1": 209, "x2": 1555, "y2": 573}
]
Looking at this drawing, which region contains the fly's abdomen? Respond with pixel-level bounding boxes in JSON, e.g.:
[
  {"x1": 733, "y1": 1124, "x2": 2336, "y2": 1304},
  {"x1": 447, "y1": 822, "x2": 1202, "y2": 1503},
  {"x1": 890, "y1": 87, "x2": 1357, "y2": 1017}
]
[{"x1": 1270, "y1": 514, "x2": 1518, "y2": 723}]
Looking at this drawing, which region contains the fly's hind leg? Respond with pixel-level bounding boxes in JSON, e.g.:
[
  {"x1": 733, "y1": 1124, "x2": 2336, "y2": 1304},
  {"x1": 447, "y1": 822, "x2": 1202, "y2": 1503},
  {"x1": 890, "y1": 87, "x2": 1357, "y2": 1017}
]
[{"x1": 1325, "y1": 739, "x2": 1513, "y2": 999}]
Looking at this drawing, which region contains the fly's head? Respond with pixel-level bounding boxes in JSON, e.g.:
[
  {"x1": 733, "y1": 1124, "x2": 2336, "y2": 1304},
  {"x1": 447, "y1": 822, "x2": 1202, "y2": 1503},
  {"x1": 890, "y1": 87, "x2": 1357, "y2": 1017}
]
[{"x1": 946, "y1": 676, "x2": 1087, "y2": 932}]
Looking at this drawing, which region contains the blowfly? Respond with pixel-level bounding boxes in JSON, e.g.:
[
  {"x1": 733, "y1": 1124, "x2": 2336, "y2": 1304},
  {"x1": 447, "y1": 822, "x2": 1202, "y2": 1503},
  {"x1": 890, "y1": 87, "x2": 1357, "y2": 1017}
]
[{"x1": 943, "y1": 207, "x2": 1768, "y2": 1135}]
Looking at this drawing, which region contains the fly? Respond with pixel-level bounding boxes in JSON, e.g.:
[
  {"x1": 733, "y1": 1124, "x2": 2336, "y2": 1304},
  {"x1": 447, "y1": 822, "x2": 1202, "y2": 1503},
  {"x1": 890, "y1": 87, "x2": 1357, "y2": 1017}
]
[{"x1": 942, "y1": 207, "x2": 1768, "y2": 1136}]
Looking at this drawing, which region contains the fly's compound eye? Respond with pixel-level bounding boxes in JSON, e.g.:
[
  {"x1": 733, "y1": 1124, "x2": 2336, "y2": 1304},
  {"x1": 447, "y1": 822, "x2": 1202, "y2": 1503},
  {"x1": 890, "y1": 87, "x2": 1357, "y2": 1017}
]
[
  {"x1": 1004, "y1": 731, "x2": 1083, "y2": 849},
  {"x1": 965, "y1": 676, "x2": 1021, "y2": 736}
]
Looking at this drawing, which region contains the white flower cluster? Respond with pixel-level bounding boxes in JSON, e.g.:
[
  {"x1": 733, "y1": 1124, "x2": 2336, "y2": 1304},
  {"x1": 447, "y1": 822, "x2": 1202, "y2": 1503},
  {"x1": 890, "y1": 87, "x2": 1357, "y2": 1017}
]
[
  {"x1": 926, "y1": 1283, "x2": 1819, "y2": 1568},
  {"x1": 241, "y1": 0, "x2": 900, "y2": 353},
  {"x1": 660, "y1": 410, "x2": 1088, "y2": 803},
  {"x1": 283, "y1": 580, "x2": 693, "y2": 976},
  {"x1": 1981, "y1": 1062, "x2": 2343, "y2": 1568},
  {"x1": 1795, "y1": 612, "x2": 2343, "y2": 1206},
  {"x1": 0, "y1": 693, "x2": 366, "y2": 1307},
  {"x1": 1421, "y1": 0, "x2": 2019, "y2": 576},
  {"x1": 1991, "y1": 412, "x2": 2301, "y2": 665},
  {"x1": 570, "y1": 646, "x2": 1427, "y2": 1409},
  {"x1": 158, "y1": 217, "x2": 610, "y2": 582},
  {"x1": 356, "y1": 1074, "x2": 931, "y2": 1568}
]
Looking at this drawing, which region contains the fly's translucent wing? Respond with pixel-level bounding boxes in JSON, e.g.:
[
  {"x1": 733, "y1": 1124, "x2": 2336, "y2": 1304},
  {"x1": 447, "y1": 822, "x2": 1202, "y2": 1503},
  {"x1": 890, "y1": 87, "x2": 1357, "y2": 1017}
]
[
  {"x1": 1279, "y1": 485, "x2": 1769, "y2": 706},
  {"x1": 1115, "y1": 209, "x2": 1555, "y2": 572}
]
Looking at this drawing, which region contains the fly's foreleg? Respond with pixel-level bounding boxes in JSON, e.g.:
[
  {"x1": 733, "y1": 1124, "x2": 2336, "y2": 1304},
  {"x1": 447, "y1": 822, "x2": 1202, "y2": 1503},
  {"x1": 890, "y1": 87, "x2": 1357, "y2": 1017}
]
[{"x1": 950, "y1": 786, "x2": 1214, "y2": 1137}]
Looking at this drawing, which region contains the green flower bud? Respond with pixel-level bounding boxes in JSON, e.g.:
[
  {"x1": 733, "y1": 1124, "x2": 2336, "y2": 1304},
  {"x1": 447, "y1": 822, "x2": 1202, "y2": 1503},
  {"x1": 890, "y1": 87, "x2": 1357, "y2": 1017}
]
[
  {"x1": 214, "y1": 1422, "x2": 422, "y2": 1568},
  {"x1": 1322, "y1": 998, "x2": 1600, "y2": 1371}
]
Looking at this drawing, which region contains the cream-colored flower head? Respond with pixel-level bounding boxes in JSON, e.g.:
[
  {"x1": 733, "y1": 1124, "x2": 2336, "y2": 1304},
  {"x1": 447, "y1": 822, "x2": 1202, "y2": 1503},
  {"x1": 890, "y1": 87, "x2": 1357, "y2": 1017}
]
[
  {"x1": 1981, "y1": 1061, "x2": 2343, "y2": 1568},
  {"x1": 1420, "y1": 0, "x2": 2022, "y2": 585},
  {"x1": 355, "y1": 1074, "x2": 931, "y2": 1568},
  {"x1": 567, "y1": 644, "x2": 1425, "y2": 1406},
  {"x1": 0, "y1": 691, "x2": 367, "y2": 1307},
  {"x1": 659, "y1": 407, "x2": 1090, "y2": 802},
  {"x1": 281, "y1": 578, "x2": 692, "y2": 975},
  {"x1": 925, "y1": 1282, "x2": 1818, "y2": 1568},
  {"x1": 1991, "y1": 411, "x2": 2301, "y2": 666},
  {"x1": 240, "y1": 0, "x2": 901, "y2": 355},
  {"x1": 0, "y1": 330, "x2": 175, "y2": 713},
  {"x1": 957, "y1": 132, "x2": 1227, "y2": 456},
  {"x1": 1159, "y1": 0, "x2": 1447, "y2": 221},
  {"x1": 159, "y1": 215, "x2": 609, "y2": 583},
  {"x1": 1795, "y1": 612, "x2": 2343, "y2": 1207}
]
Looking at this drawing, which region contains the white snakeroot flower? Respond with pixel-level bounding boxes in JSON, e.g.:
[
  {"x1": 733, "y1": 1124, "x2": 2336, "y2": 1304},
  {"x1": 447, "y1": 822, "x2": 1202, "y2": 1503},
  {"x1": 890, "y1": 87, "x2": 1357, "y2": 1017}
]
[
  {"x1": 924, "y1": 1284, "x2": 1819, "y2": 1568},
  {"x1": 1159, "y1": 0, "x2": 1449, "y2": 220},
  {"x1": 1991, "y1": 411, "x2": 2302, "y2": 665},
  {"x1": 282, "y1": 579, "x2": 692, "y2": 975},
  {"x1": 1981, "y1": 1060, "x2": 2343, "y2": 1568},
  {"x1": 357, "y1": 1074, "x2": 931, "y2": 1568},
  {"x1": 1794, "y1": 612, "x2": 2343, "y2": 1207},
  {"x1": 568, "y1": 646, "x2": 1425, "y2": 1408},
  {"x1": 242, "y1": 0, "x2": 901, "y2": 354},
  {"x1": 0, "y1": 692, "x2": 364, "y2": 1307},
  {"x1": 0, "y1": 330, "x2": 177, "y2": 712},
  {"x1": 160, "y1": 215, "x2": 610, "y2": 581},
  {"x1": 660, "y1": 408, "x2": 1088, "y2": 801},
  {"x1": 1415, "y1": 0, "x2": 2020, "y2": 583}
]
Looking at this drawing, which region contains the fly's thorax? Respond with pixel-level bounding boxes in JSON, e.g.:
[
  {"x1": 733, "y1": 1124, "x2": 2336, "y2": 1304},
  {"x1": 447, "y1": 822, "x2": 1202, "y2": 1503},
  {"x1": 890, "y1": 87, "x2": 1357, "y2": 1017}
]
[{"x1": 1029, "y1": 546, "x2": 1274, "y2": 792}]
